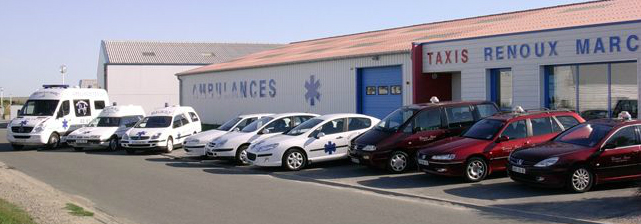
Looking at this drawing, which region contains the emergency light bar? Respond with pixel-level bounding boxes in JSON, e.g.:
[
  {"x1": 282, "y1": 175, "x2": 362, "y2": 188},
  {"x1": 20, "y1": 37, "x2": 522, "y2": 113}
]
[{"x1": 42, "y1": 85, "x2": 69, "y2": 89}]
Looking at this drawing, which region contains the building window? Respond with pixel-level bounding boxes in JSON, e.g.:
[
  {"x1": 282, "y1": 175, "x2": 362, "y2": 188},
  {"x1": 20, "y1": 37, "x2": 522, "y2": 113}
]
[
  {"x1": 391, "y1": 85, "x2": 402, "y2": 95},
  {"x1": 366, "y1": 86, "x2": 376, "y2": 95},
  {"x1": 378, "y1": 86, "x2": 389, "y2": 95},
  {"x1": 545, "y1": 61, "x2": 638, "y2": 119},
  {"x1": 489, "y1": 68, "x2": 513, "y2": 110}
]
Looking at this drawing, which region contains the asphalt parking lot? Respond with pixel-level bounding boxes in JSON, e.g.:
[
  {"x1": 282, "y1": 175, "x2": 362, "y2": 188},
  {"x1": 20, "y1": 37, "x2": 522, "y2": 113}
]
[{"x1": 0, "y1": 128, "x2": 639, "y2": 224}]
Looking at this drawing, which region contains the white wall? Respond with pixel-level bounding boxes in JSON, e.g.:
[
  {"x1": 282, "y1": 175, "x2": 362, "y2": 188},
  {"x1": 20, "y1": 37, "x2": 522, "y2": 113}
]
[
  {"x1": 107, "y1": 65, "x2": 202, "y2": 113},
  {"x1": 422, "y1": 22, "x2": 641, "y2": 109},
  {"x1": 96, "y1": 47, "x2": 107, "y2": 89},
  {"x1": 179, "y1": 53, "x2": 412, "y2": 124}
]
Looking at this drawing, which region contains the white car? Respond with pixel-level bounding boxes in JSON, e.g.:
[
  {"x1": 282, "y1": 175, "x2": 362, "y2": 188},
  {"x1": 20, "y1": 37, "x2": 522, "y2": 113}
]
[
  {"x1": 67, "y1": 105, "x2": 145, "y2": 151},
  {"x1": 247, "y1": 114, "x2": 379, "y2": 171},
  {"x1": 183, "y1": 113, "x2": 273, "y2": 157},
  {"x1": 121, "y1": 106, "x2": 202, "y2": 154},
  {"x1": 205, "y1": 113, "x2": 319, "y2": 165},
  {"x1": 7, "y1": 85, "x2": 109, "y2": 150}
]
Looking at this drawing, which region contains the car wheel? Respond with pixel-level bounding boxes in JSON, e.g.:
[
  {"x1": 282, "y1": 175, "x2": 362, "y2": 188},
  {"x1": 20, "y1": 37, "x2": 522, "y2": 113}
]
[
  {"x1": 163, "y1": 137, "x2": 174, "y2": 153},
  {"x1": 46, "y1": 133, "x2": 60, "y2": 150},
  {"x1": 235, "y1": 145, "x2": 250, "y2": 165},
  {"x1": 10, "y1": 144, "x2": 24, "y2": 150},
  {"x1": 125, "y1": 148, "x2": 136, "y2": 155},
  {"x1": 567, "y1": 166, "x2": 594, "y2": 193},
  {"x1": 282, "y1": 148, "x2": 306, "y2": 171},
  {"x1": 387, "y1": 151, "x2": 409, "y2": 173},
  {"x1": 73, "y1": 147, "x2": 83, "y2": 151},
  {"x1": 108, "y1": 137, "x2": 119, "y2": 151},
  {"x1": 464, "y1": 157, "x2": 488, "y2": 182}
]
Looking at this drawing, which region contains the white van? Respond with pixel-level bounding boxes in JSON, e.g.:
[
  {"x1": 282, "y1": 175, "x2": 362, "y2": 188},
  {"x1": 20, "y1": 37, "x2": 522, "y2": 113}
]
[
  {"x1": 67, "y1": 105, "x2": 145, "y2": 151},
  {"x1": 6, "y1": 85, "x2": 109, "y2": 150},
  {"x1": 121, "y1": 106, "x2": 201, "y2": 154}
]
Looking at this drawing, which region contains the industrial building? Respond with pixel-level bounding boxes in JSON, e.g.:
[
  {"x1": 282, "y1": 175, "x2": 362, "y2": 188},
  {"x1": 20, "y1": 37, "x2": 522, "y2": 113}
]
[
  {"x1": 97, "y1": 41, "x2": 283, "y2": 112},
  {"x1": 177, "y1": 0, "x2": 641, "y2": 124}
]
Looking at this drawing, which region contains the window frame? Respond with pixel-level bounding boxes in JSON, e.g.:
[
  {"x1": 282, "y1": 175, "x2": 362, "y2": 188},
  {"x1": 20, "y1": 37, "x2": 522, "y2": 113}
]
[
  {"x1": 602, "y1": 125, "x2": 641, "y2": 150},
  {"x1": 444, "y1": 105, "x2": 475, "y2": 129}
]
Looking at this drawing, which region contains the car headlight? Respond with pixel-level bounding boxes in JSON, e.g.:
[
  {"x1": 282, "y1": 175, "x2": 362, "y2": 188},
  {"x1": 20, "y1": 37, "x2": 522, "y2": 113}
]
[
  {"x1": 215, "y1": 138, "x2": 228, "y2": 147},
  {"x1": 151, "y1": 133, "x2": 162, "y2": 140},
  {"x1": 534, "y1": 157, "x2": 559, "y2": 167},
  {"x1": 362, "y1": 145, "x2": 376, "y2": 151},
  {"x1": 431, "y1": 154, "x2": 456, "y2": 160},
  {"x1": 256, "y1": 143, "x2": 279, "y2": 152},
  {"x1": 32, "y1": 123, "x2": 46, "y2": 133}
]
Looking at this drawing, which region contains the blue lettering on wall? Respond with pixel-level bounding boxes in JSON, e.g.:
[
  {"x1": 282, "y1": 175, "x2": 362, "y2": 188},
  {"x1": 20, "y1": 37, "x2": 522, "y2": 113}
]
[
  {"x1": 519, "y1": 44, "x2": 530, "y2": 58},
  {"x1": 576, "y1": 39, "x2": 590, "y2": 54},
  {"x1": 593, "y1": 37, "x2": 605, "y2": 54},
  {"x1": 507, "y1": 45, "x2": 517, "y2": 59},
  {"x1": 495, "y1": 46, "x2": 504, "y2": 60},
  {"x1": 192, "y1": 79, "x2": 278, "y2": 99},
  {"x1": 627, "y1": 35, "x2": 639, "y2": 52},
  {"x1": 484, "y1": 47, "x2": 492, "y2": 61},
  {"x1": 548, "y1": 41, "x2": 558, "y2": 56},
  {"x1": 609, "y1": 36, "x2": 621, "y2": 52},
  {"x1": 534, "y1": 42, "x2": 545, "y2": 57}
]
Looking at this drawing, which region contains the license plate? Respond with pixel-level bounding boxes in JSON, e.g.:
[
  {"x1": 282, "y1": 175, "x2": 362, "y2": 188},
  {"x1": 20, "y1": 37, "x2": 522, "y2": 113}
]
[
  {"x1": 511, "y1": 166, "x2": 526, "y2": 174},
  {"x1": 350, "y1": 157, "x2": 360, "y2": 164},
  {"x1": 131, "y1": 140, "x2": 145, "y2": 144},
  {"x1": 418, "y1": 159, "x2": 429, "y2": 166},
  {"x1": 76, "y1": 139, "x2": 87, "y2": 144}
]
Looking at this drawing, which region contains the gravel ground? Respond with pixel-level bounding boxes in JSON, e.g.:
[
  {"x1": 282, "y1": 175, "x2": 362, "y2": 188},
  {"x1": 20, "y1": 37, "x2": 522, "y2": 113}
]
[{"x1": 0, "y1": 161, "x2": 128, "y2": 224}]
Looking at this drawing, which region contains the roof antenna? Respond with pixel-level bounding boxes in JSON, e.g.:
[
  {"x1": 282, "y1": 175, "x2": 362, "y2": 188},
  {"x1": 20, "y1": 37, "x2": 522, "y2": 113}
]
[{"x1": 164, "y1": 102, "x2": 169, "y2": 107}]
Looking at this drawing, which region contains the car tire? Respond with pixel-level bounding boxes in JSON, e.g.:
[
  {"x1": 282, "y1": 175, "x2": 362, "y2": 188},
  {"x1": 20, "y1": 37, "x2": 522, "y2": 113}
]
[
  {"x1": 464, "y1": 157, "x2": 488, "y2": 182},
  {"x1": 567, "y1": 166, "x2": 594, "y2": 193},
  {"x1": 282, "y1": 148, "x2": 306, "y2": 171},
  {"x1": 235, "y1": 145, "x2": 250, "y2": 165},
  {"x1": 10, "y1": 144, "x2": 24, "y2": 150},
  {"x1": 163, "y1": 137, "x2": 174, "y2": 153},
  {"x1": 387, "y1": 151, "x2": 410, "y2": 173},
  {"x1": 125, "y1": 148, "x2": 136, "y2": 155},
  {"x1": 73, "y1": 147, "x2": 83, "y2": 151},
  {"x1": 46, "y1": 133, "x2": 60, "y2": 150},
  {"x1": 108, "y1": 137, "x2": 120, "y2": 151}
]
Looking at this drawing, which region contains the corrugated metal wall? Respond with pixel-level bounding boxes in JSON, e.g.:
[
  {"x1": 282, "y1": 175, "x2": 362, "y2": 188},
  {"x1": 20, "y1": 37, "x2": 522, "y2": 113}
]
[{"x1": 179, "y1": 53, "x2": 412, "y2": 124}]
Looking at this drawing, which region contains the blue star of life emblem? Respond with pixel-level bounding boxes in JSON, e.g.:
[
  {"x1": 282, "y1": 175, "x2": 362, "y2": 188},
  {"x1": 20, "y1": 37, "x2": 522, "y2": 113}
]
[
  {"x1": 62, "y1": 119, "x2": 68, "y2": 128},
  {"x1": 304, "y1": 75, "x2": 321, "y2": 106},
  {"x1": 324, "y1": 141, "x2": 337, "y2": 155},
  {"x1": 20, "y1": 120, "x2": 27, "y2": 126},
  {"x1": 136, "y1": 131, "x2": 146, "y2": 137}
]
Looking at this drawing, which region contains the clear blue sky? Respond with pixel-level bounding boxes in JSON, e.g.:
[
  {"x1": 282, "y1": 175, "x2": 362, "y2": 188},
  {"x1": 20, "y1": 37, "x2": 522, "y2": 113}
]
[{"x1": 0, "y1": 0, "x2": 586, "y2": 97}]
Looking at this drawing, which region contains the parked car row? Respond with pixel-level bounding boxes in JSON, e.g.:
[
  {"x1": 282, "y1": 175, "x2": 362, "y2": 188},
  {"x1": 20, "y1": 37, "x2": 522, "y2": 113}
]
[{"x1": 6, "y1": 86, "x2": 640, "y2": 193}]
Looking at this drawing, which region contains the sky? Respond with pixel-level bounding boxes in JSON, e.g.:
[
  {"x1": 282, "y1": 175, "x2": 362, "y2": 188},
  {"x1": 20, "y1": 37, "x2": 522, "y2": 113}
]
[{"x1": 0, "y1": 0, "x2": 586, "y2": 97}]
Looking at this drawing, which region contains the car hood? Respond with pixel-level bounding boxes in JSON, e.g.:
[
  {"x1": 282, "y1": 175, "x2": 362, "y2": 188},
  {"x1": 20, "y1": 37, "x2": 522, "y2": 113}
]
[
  {"x1": 353, "y1": 128, "x2": 395, "y2": 146},
  {"x1": 10, "y1": 116, "x2": 50, "y2": 128},
  {"x1": 249, "y1": 134, "x2": 298, "y2": 152},
  {"x1": 186, "y1": 129, "x2": 228, "y2": 144},
  {"x1": 512, "y1": 141, "x2": 589, "y2": 162},
  {"x1": 70, "y1": 127, "x2": 118, "y2": 139},
  {"x1": 419, "y1": 136, "x2": 491, "y2": 155},
  {"x1": 127, "y1": 128, "x2": 166, "y2": 138}
]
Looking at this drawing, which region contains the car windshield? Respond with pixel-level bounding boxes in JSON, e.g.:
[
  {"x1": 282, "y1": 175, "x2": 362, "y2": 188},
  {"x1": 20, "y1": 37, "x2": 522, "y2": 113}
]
[
  {"x1": 88, "y1": 117, "x2": 121, "y2": 127},
  {"x1": 554, "y1": 123, "x2": 612, "y2": 147},
  {"x1": 462, "y1": 119, "x2": 505, "y2": 140},
  {"x1": 376, "y1": 108, "x2": 417, "y2": 132},
  {"x1": 218, "y1": 117, "x2": 242, "y2": 131},
  {"x1": 20, "y1": 100, "x2": 59, "y2": 116},
  {"x1": 135, "y1": 116, "x2": 172, "y2": 128},
  {"x1": 241, "y1": 116, "x2": 274, "y2": 132},
  {"x1": 285, "y1": 119, "x2": 324, "y2": 136}
]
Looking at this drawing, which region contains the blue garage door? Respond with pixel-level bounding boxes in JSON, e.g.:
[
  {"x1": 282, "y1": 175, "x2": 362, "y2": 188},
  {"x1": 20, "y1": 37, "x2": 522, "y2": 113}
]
[{"x1": 358, "y1": 66, "x2": 403, "y2": 119}]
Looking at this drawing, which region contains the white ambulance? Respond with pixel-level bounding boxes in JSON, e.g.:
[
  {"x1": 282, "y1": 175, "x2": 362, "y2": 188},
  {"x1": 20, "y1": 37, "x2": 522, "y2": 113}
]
[
  {"x1": 121, "y1": 106, "x2": 201, "y2": 154},
  {"x1": 66, "y1": 105, "x2": 145, "y2": 151},
  {"x1": 6, "y1": 85, "x2": 109, "y2": 150}
]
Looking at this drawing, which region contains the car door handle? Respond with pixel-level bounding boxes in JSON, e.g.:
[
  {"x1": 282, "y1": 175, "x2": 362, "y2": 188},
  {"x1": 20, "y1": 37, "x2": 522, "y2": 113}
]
[
  {"x1": 501, "y1": 147, "x2": 513, "y2": 151},
  {"x1": 336, "y1": 136, "x2": 344, "y2": 139}
]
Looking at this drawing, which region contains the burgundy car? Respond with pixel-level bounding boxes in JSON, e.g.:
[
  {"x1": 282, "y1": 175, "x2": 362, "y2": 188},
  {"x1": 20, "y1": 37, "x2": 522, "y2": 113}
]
[
  {"x1": 508, "y1": 118, "x2": 641, "y2": 193},
  {"x1": 417, "y1": 110, "x2": 584, "y2": 182},
  {"x1": 349, "y1": 100, "x2": 499, "y2": 173}
]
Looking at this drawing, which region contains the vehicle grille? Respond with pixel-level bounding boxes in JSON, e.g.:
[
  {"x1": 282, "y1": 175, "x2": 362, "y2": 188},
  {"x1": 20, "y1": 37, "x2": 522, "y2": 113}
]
[
  {"x1": 13, "y1": 135, "x2": 30, "y2": 139},
  {"x1": 247, "y1": 152, "x2": 256, "y2": 161},
  {"x1": 129, "y1": 136, "x2": 150, "y2": 140},
  {"x1": 350, "y1": 144, "x2": 365, "y2": 151},
  {"x1": 509, "y1": 156, "x2": 536, "y2": 166},
  {"x1": 207, "y1": 142, "x2": 216, "y2": 148},
  {"x1": 11, "y1": 127, "x2": 33, "y2": 133}
]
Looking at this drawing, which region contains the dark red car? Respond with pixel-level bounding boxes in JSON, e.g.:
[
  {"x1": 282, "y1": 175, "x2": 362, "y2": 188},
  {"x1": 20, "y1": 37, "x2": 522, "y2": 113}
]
[
  {"x1": 508, "y1": 118, "x2": 641, "y2": 192},
  {"x1": 349, "y1": 100, "x2": 499, "y2": 173},
  {"x1": 416, "y1": 110, "x2": 584, "y2": 182}
]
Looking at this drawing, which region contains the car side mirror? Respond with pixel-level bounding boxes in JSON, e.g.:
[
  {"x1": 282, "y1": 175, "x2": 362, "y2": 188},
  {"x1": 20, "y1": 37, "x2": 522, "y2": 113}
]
[
  {"x1": 315, "y1": 132, "x2": 326, "y2": 139},
  {"x1": 261, "y1": 129, "x2": 270, "y2": 134},
  {"x1": 56, "y1": 110, "x2": 64, "y2": 119},
  {"x1": 496, "y1": 135, "x2": 510, "y2": 143},
  {"x1": 602, "y1": 143, "x2": 616, "y2": 150}
]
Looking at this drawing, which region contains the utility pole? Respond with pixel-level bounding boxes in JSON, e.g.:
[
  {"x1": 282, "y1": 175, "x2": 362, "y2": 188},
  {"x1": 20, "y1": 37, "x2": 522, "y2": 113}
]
[{"x1": 60, "y1": 65, "x2": 67, "y2": 85}]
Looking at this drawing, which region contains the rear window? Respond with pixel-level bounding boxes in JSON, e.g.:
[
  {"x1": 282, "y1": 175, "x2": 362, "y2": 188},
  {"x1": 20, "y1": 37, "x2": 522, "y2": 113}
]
[
  {"x1": 446, "y1": 106, "x2": 474, "y2": 128},
  {"x1": 94, "y1": 100, "x2": 106, "y2": 110},
  {"x1": 556, "y1": 116, "x2": 580, "y2": 129},
  {"x1": 189, "y1": 112, "x2": 199, "y2": 122},
  {"x1": 348, "y1": 118, "x2": 372, "y2": 131}
]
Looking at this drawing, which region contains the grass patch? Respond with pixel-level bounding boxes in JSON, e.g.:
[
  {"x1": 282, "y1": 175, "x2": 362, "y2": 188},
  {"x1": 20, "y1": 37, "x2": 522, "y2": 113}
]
[
  {"x1": 0, "y1": 198, "x2": 37, "y2": 224},
  {"x1": 64, "y1": 203, "x2": 93, "y2": 217}
]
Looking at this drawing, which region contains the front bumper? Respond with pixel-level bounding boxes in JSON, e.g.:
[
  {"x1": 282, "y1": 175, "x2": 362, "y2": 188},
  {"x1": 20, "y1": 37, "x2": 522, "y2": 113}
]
[
  {"x1": 348, "y1": 149, "x2": 391, "y2": 169},
  {"x1": 6, "y1": 132, "x2": 48, "y2": 145},
  {"x1": 246, "y1": 151, "x2": 280, "y2": 167},
  {"x1": 184, "y1": 144, "x2": 206, "y2": 156},
  {"x1": 205, "y1": 146, "x2": 235, "y2": 158},
  {"x1": 67, "y1": 138, "x2": 109, "y2": 148},
  {"x1": 121, "y1": 139, "x2": 166, "y2": 149},
  {"x1": 506, "y1": 163, "x2": 567, "y2": 188},
  {"x1": 417, "y1": 159, "x2": 465, "y2": 176}
]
